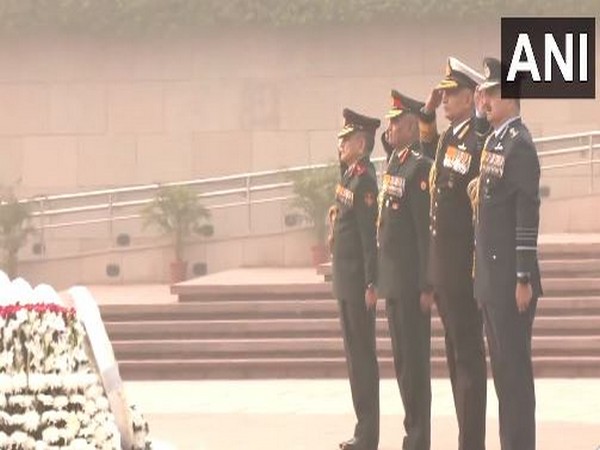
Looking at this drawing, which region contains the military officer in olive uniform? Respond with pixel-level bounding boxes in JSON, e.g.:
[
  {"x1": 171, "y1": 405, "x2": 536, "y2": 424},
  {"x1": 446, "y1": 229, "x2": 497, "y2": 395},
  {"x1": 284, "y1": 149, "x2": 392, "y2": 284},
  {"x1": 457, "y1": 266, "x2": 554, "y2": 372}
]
[
  {"x1": 419, "y1": 57, "x2": 490, "y2": 450},
  {"x1": 332, "y1": 108, "x2": 381, "y2": 450},
  {"x1": 473, "y1": 57, "x2": 543, "y2": 450},
  {"x1": 378, "y1": 91, "x2": 433, "y2": 450}
]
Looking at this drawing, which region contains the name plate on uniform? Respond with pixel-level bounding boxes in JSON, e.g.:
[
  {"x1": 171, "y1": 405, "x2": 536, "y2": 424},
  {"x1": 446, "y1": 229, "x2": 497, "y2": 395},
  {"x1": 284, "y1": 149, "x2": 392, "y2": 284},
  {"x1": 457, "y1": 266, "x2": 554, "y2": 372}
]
[
  {"x1": 443, "y1": 146, "x2": 472, "y2": 175},
  {"x1": 336, "y1": 184, "x2": 354, "y2": 207},
  {"x1": 481, "y1": 150, "x2": 505, "y2": 178},
  {"x1": 383, "y1": 174, "x2": 406, "y2": 198}
]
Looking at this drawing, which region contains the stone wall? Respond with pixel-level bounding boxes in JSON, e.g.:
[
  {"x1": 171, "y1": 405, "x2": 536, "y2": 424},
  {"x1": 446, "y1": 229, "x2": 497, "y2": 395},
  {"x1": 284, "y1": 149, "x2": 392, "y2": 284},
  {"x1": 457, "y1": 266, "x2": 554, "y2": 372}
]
[
  {"x1": 1, "y1": 21, "x2": 598, "y2": 197},
  {"x1": 1, "y1": 20, "x2": 599, "y2": 284}
]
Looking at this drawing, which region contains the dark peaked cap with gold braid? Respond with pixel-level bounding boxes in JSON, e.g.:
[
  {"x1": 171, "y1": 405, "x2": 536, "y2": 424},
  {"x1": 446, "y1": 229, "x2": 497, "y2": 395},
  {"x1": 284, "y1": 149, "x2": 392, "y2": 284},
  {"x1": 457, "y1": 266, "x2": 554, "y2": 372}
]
[
  {"x1": 385, "y1": 90, "x2": 425, "y2": 119},
  {"x1": 338, "y1": 108, "x2": 381, "y2": 138}
]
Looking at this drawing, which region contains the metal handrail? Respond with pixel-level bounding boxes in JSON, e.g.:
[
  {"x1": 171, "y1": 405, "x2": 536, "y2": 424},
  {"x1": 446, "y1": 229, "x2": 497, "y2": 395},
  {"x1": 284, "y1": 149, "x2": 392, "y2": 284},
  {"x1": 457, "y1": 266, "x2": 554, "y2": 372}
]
[
  {"x1": 10, "y1": 130, "x2": 600, "y2": 259},
  {"x1": 533, "y1": 130, "x2": 600, "y2": 144},
  {"x1": 542, "y1": 160, "x2": 600, "y2": 171}
]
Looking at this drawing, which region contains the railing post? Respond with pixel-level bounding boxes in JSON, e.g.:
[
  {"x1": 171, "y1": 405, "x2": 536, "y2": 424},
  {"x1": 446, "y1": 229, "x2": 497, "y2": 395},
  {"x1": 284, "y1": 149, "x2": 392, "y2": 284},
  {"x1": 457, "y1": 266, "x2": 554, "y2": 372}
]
[
  {"x1": 589, "y1": 134, "x2": 594, "y2": 194},
  {"x1": 39, "y1": 198, "x2": 46, "y2": 256},
  {"x1": 246, "y1": 176, "x2": 252, "y2": 233},
  {"x1": 108, "y1": 193, "x2": 114, "y2": 248}
]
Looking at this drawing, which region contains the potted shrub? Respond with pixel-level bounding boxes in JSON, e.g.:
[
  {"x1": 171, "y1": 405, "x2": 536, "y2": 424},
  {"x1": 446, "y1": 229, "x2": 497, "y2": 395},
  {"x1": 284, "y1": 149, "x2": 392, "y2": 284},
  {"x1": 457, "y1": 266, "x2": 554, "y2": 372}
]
[
  {"x1": 0, "y1": 192, "x2": 35, "y2": 279},
  {"x1": 142, "y1": 185, "x2": 213, "y2": 283},
  {"x1": 288, "y1": 165, "x2": 339, "y2": 266}
]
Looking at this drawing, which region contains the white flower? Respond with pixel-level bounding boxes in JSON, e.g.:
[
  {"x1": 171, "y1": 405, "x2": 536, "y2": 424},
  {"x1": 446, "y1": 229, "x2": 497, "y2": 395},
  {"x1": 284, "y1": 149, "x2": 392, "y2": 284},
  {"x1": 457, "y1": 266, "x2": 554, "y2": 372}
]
[
  {"x1": 78, "y1": 425, "x2": 94, "y2": 438},
  {"x1": 0, "y1": 351, "x2": 12, "y2": 368},
  {"x1": 41, "y1": 410, "x2": 59, "y2": 425},
  {"x1": 93, "y1": 426, "x2": 109, "y2": 444},
  {"x1": 43, "y1": 330, "x2": 53, "y2": 347},
  {"x1": 37, "y1": 393, "x2": 56, "y2": 407},
  {"x1": 65, "y1": 373, "x2": 95, "y2": 392},
  {"x1": 96, "y1": 396, "x2": 110, "y2": 411},
  {"x1": 69, "y1": 394, "x2": 86, "y2": 406},
  {"x1": 68, "y1": 438, "x2": 93, "y2": 450},
  {"x1": 9, "y1": 413, "x2": 25, "y2": 427},
  {"x1": 43, "y1": 355, "x2": 58, "y2": 373},
  {"x1": 35, "y1": 441, "x2": 47, "y2": 450},
  {"x1": 85, "y1": 383, "x2": 104, "y2": 400},
  {"x1": 53, "y1": 395, "x2": 69, "y2": 409},
  {"x1": 11, "y1": 373, "x2": 28, "y2": 392},
  {"x1": 9, "y1": 394, "x2": 34, "y2": 408},
  {"x1": 27, "y1": 373, "x2": 45, "y2": 392},
  {"x1": 41, "y1": 426, "x2": 60, "y2": 444},
  {"x1": 92, "y1": 411, "x2": 111, "y2": 427},
  {"x1": 101, "y1": 440, "x2": 116, "y2": 450},
  {"x1": 9, "y1": 431, "x2": 29, "y2": 446},
  {"x1": 84, "y1": 400, "x2": 97, "y2": 416},
  {"x1": 0, "y1": 394, "x2": 6, "y2": 409},
  {"x1": 65, "y1": 412, "x2": 81, "y2": 438},
  {"x1": 15, "y1": 308, "x2": 28, "y2": 323},
  {"x1": 49, "y1": 314, "x2": 66, "y2": 333},
  {"x1": 22, "y1": 410, "x2": 41, "y2": 432},
  {"x1": 55, "y1": 410, "x2": 70, "y2": 423},
  {"x1": 23, "y1": 435, "x2": 37, "y2": 450},
  {"x1": 75, "y1": 412, "x2": 91, "y2": 426},
  {"x1": 0, "y1": 432, "x2": 8, "y2": 445},
  {"x1": 0, "y1": 411, "x2": 11, "y2": 427},
  {"x1": 0, "y1": 374, "x2": 11, "y2": 392}
]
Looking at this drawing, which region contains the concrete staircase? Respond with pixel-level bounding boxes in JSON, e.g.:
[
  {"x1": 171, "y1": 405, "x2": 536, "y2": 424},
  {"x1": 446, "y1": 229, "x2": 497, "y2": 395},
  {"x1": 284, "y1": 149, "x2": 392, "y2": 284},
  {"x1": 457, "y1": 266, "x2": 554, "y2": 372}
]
[{"x1": 102, "y1": 240, "x2": 600, "y2": 380}]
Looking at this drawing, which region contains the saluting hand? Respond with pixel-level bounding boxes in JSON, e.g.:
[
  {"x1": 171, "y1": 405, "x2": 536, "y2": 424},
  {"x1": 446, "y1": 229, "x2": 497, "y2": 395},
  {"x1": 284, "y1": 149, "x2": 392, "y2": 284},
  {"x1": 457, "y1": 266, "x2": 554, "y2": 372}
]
[
  {"x1": 515, "y1": 282, "x2": 533, "y2": 313},
  {"x1": 365, "y1": 286, "x2": 378, "y2": 311},
  {"x1": 424, "y1": 88, "x2": 443, "y2": 115}
]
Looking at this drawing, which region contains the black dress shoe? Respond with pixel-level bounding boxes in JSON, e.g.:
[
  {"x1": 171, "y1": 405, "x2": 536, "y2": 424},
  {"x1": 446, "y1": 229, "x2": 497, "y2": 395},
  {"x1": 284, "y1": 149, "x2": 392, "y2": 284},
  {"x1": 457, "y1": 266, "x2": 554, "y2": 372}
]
[
  {"x1": 339, "y1": 437, "x2": 377, "y2": 450},
  {"x1": 339, "y1": 437, "x2": 360, "y2": 450}
]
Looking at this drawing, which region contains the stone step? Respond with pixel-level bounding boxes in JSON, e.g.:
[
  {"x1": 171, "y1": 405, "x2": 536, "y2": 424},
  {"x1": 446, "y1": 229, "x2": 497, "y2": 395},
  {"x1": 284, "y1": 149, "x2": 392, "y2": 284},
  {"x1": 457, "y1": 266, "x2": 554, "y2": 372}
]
[
  {"x1": 174, "y1": 274, "x2": 600, "y2": 303},
  {"x1": 541, "y1": 278, "x2": 600, "y2": 297},
  {"x1": 541, "y1": 259, "x2": 600, "y2": 277},
  {"x1": 117, "y1": 356, "x2": 600, "y2": 380},
  {"x1": 100, "y1": 297, "x2": 600, "y2": 321},
  {"x1": 105, "y1": 316, "x2": 600, "y2": 340},
  {"x1": 112, "y1": 336, "x2": 600, "y2": 360},
  {"x1": 317, "y1": 252, "x2": 600, "y2": 279},
  {"x1": 538, "y1": 240, "x2": 600, "y2": 260}
]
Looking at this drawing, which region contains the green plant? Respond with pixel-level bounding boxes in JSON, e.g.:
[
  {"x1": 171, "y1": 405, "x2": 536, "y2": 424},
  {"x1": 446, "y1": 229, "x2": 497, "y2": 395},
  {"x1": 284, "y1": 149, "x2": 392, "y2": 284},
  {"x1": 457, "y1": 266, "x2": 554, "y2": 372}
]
[
  {"x1": 141, "y1": 185, "x2": 213, "y2": 262},
  {"x1": 288, "y1": 165, "x2": 339, "y2": 245},
  {"x1": 0, "y1": 193, "x2": 34, "y2": 278}
]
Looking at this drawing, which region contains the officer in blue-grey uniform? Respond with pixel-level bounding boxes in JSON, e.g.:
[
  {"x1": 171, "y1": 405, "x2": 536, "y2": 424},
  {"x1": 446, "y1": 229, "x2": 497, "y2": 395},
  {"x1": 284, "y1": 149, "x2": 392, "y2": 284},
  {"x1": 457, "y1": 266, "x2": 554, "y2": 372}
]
[
  {"x1": 378, "y1": 90, "x2": 433, "y2": 450},
  {"x1": 331, "y1": 108, "x2": 381, "y2": 450},
  {"x1": 473, "y1": 57, "x2": 543, "y2": 450},
  {"x1": 419, "y1": 57, "x2": 490, "y2": 450}
]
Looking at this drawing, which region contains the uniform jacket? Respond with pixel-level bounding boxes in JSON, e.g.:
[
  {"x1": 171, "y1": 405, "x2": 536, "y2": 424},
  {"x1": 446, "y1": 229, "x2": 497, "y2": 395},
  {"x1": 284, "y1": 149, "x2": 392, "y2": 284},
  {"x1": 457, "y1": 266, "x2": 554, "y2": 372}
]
[
  {"x1": 474, "y1": 117, "x2": 543, "y2": 304},
  {"x1": 332, "y1": 157, "x2": 379, "y2": 301},
  {"x1": 377, "y1": 143, "x2": 432, "y2": 299},
  {"x1": 420, "y1": 113, "x2": 490, "y2": 293}
]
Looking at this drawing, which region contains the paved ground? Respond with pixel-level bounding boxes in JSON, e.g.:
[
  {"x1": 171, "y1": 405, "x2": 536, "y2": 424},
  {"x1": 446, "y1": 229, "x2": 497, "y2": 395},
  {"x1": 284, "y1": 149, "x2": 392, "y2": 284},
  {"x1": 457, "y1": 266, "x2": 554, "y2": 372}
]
[
  {"x1": 75, "y1": 244, "x2": 600, "y2": 450},
  {"x1": 125, "y1": 378, "x2": 600, "y2": 450}
]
